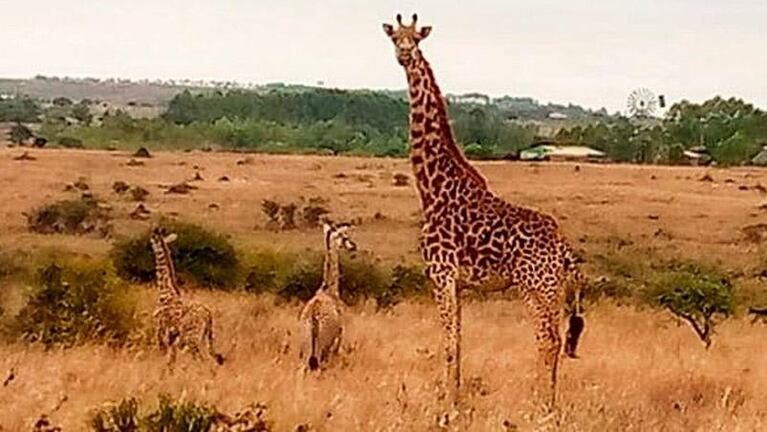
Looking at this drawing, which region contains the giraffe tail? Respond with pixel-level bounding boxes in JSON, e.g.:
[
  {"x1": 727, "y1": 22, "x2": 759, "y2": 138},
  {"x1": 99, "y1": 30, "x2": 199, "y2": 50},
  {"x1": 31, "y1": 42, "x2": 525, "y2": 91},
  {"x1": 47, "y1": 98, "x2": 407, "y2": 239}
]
[
  {"x1": 564, "y1": 262, "x2": 586, "y2": 359},
  {"x1": 205, "y1": 314, "x2": 225, "y2": 366},
  {"x1": 308, "y1": 315, "x2": 320, "y2": 371}
]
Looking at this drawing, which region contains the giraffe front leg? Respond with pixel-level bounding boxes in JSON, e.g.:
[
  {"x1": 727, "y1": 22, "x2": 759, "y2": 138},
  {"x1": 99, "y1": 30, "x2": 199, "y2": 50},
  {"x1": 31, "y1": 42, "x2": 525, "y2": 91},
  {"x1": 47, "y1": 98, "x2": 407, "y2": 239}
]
[{"x1": 431, "y1": 271, "x2": 461, "y2": 407}]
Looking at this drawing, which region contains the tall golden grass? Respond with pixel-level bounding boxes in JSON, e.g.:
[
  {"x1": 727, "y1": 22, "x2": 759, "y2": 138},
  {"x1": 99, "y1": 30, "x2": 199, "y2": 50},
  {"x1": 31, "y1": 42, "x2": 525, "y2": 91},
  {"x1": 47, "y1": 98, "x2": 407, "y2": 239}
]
[
  {"x1": 2, "y1": 149, "x2": 767, "y2": 430},
  {"x1": 1, "y1": 292, "x2": 765, "y2": 430}
]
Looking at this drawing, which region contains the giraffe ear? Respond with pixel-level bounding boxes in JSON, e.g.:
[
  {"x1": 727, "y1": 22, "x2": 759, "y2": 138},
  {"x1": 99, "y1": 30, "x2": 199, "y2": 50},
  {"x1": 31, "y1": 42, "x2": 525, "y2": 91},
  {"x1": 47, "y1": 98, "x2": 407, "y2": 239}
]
[
  {"x1": 382, "y1": 23, "x2": 395, "y2": 37},
  {"x1": 164, "y1": 233, "x2": 178, "y2": 244},
  {"x1": 418, "y1": 26, "x2": 432, "y2": 40}
]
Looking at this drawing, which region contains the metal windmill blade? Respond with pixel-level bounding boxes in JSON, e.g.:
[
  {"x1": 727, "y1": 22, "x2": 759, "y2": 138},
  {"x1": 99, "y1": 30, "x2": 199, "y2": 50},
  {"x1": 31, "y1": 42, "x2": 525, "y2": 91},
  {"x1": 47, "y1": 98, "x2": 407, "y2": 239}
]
[{"x1": 627, "y1": 88, "x2": 659, "y2": 118}]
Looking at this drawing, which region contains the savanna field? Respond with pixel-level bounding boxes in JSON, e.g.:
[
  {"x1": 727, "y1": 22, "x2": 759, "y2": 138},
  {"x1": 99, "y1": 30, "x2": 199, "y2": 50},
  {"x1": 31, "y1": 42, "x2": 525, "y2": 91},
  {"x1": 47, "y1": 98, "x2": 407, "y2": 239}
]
[{"x1": 2, "y1": 147, "x2": 767, "y2": 430}]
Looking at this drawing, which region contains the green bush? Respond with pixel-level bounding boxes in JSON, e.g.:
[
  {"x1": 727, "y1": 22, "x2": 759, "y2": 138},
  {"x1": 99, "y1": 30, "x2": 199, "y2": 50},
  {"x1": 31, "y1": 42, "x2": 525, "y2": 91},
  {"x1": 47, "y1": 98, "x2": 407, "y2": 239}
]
[
  {"x1": 13, "y1": 260, "x2": 137, "y2": 347},
  {"x1": 27, "y1": 197, "x2": 111, "y2": 236},
  {"x1": 244, "y1": 249, "x2": 426, "y2": 307},
  {"x1": 648, "y1": 262, "x2": 735, "y2": 348},
  {"x1": 276, "y1": 254, "x2": 323, "y2": 302},
  {"x1": 9, "y1": 123, "x2": 33, "y2": 144},
  {"x1": 243, "y1": 251, "x2": 292, "y2": 294},
  {"x1": 143, "y1": 395, "x2": 217, "y2": 432},
  {"x1": 111, "y1": 222, "x2": 240, "y2": 289},
  {"x1": 58, "y1": 136, "x2": 85, "y2": 148},
  {"x1": 376, "y1": 264, "x2": 429, "y2": 310},
  {"x1": 89, "y1": 395, "x2": 272, "y2": 431},
  {"x1": 90, "y1": 397, "x2": 140, "y2": 432}
]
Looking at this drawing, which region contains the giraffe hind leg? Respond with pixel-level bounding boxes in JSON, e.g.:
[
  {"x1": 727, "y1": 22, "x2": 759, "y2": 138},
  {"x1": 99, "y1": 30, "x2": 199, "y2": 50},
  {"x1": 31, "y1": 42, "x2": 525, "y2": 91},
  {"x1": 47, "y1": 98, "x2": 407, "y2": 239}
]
[
  {"x1": 431, "y1": 271, "x2": 461, "y2": 406},
  {"x1": 204, "y1": 316, "x2": 225, "y2": 366},
  {"x1": 521, "y1": 285, "x2": 562, "y2": 410}
]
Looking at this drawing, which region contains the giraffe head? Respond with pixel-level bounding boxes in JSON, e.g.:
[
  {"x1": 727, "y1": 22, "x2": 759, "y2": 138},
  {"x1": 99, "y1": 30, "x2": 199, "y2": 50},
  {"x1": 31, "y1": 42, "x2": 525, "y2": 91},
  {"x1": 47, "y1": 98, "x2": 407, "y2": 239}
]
[
  {"x1": 149, "y1": 226, "x2": 178, "y2": 253},
  {"x1": 322, "y1": 221, "x2": 357, "y2": 252},
  {"x1": 382, "y1": 13, "x2": 432, "y2": 67}
]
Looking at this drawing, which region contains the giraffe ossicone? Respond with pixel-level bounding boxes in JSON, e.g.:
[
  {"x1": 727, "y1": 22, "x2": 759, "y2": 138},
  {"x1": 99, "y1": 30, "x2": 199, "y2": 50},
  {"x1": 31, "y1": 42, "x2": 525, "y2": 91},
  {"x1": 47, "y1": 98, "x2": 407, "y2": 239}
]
[{"x1": 382, "y1": 13, "x2": 585, "y2": 409}]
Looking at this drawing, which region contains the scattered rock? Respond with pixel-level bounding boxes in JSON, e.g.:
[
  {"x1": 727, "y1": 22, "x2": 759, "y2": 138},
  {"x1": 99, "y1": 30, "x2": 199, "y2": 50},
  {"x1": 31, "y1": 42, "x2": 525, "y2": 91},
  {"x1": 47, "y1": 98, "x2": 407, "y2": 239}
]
[
  {"x1": 218, "y1": 175, "x2": 230, "y2": 182},
  {"x1": 757, "y1": 203, "x2": 767, "y2": 211},
  {"x1": 742, "y1": 223, "x2": 767, "y2": 243},
  {"x1": 192, "y1": 171, "x2": 204, "y2": 181},
  {"x1": 165, "y1": 182, "x2": 197, "y2": 195},
  {"x1": 132, "y1": 147, "x2": 151, "y2": 158},
  {"x1": 699, "y1": 173, "x2": 714, "y2": 182},
  {"x1": 647, "y1": 214, "x2": 660, "y2": 220},
  {"x1": 392, "y1": 173, "x2": 410, "y2": 187},
  {"x1": 73, "y1": 178, "x2": 90, "y2": 191},
  {"x1": 237, "y1": 157, "x2": 254, "y2": 166},
  {"x1": 332, "y1": 173, "x2": 348, "y2": 179},
  {"x1": 32, "y1": 414, "x2": 61, "y2": 432},
  {"x1": 13, "y1": 151, "x2": 36, "y2": 161},
  {"x1": 125, "y1": 158, "x2": 145, "y2": 167},
  {"x1": 208, "y1": 203, "x2": 220, "y2": 210},
  {"x1": 724, "y1": 178, "x2": 736, "y2": 183},
  {"x1": 650, "y1": 175, "x2": 657, "y2": 180},
  {"x1": 754, "y1": 183, "x2": 767, "y2": 193},
  {"x1": 574, "y1": 164, "x2": 581, "y2": 172},
  {"x1": 130, "y1": 203, "x2": 151, "y2": 220},
  {"x1": 130, "y1": 186, "x2": 150, "y2": 202},
  {"x1": 738, "y1": 185, "x2": 749, "y2": 191},
  {"x1": 112, "y1": 181, "x2": 130, "y2": 194}
]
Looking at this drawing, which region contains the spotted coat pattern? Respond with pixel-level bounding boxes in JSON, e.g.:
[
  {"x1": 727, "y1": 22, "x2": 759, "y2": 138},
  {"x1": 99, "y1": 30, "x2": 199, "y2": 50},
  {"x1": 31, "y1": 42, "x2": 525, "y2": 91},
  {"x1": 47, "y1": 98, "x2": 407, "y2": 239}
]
[
  {"x1": 299, "y1": 222, "x2": 357, "y2": 371},
  {"x1": 150, "y1": 227, "x2": 224, "y2": 368},
  {"x1": 383, "y1": 14, "x2": 584, "y2": 407}
]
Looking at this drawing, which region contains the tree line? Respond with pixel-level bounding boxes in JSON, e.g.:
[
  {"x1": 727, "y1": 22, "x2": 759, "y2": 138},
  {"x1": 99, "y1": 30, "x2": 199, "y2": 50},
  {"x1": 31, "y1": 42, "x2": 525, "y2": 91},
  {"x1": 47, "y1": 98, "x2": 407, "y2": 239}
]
[{"x1": 7, "y1": 89, "x2": 767, "y2": 165}]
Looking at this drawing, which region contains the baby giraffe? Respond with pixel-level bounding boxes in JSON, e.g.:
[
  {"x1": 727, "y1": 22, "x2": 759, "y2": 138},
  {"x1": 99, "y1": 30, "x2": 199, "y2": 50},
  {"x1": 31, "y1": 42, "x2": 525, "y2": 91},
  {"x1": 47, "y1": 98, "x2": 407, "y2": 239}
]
[
  {"x1": 149, "y1": 226, "x2": 224, "y2": 369},
  {"x1": 299, "y1": 221, "x2": 357, "y2": 371}
]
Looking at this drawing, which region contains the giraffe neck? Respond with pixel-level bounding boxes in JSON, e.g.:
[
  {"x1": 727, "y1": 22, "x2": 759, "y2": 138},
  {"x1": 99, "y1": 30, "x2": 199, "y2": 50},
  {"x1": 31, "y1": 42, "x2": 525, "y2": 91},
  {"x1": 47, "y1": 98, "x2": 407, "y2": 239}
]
[
  {"x1": 322, "y1": 242, "x2": 341, "y2": 299},
  {"x1": 404, "y1": 55, "x2": 489, "y2": 213},
  {"x1": 152, "y1": 240, "x2": 181, "y2": 303}
]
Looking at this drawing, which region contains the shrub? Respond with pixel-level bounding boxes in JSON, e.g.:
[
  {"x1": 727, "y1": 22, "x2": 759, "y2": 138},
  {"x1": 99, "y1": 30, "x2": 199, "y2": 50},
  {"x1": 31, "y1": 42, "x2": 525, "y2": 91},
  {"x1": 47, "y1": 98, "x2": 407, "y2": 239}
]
[
  {"x1": 9, "y1": 123, "x2": 33, "y2": 144},
  {"x1": 143, "y1": 395, "x2": 217, "y2": 432},
  {"x1": 26, "y1": 197, "x2": 111, "y2": 237},
  {"x1": 243, "y1": 251, "x2": 292, "y2": 294},
  {"x1": 89, "y1": 395, "x2": 273, "y2": 432},
  {"x1": 338, "y1": 253, "x2": 389, "y2": 305},
  {"x1": 13, "y1": 260, "x2": 137, "y2": 347},
  {"x1": 376, "y1": 264, "x2": 429, "y2": 309},
  {"x1": 90, "y1": 397, "x2": 140, "y2": 432},
  {"x1": 58, "y1": 136, "x2": 85, "y2": 148},
  {"x1": 111, "y1": 222, "x2": 240, "y2": 289},
  {"x1": 648, "y1": 262, "x2": 735, "y2": 348},
  {"x1": 274, "y1": 252, "x2": 391, "y2": 304},
  {"x1": 277, "y1": 254, "x2": 323, "y2": 302}
]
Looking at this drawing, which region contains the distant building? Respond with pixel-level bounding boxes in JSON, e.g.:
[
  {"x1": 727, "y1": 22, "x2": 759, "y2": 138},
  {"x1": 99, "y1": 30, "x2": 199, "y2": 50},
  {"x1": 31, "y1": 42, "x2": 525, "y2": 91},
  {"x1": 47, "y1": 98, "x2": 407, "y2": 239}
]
[
  {"x1": 547, "y1": 112, "x2": 568, "y2": 120},
  {"x1": 751, "y1": 145, "x2": 767, "y2": 166},
  {"x1": 520, "y1": 143, "x2": 606, "y2": 162},
  {"x1": 447, "y1": 93, "x2": 490, "y2": 105}
]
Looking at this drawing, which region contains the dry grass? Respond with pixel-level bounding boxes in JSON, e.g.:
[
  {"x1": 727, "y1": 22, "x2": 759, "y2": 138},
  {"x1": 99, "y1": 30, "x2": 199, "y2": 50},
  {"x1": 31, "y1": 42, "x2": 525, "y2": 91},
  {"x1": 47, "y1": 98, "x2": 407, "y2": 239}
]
[
  {"x1": 2, "y1": 148, "x2": 767, "y2": 430},
  {"x1": 1, "y1": 295, "x2": 766, "y2": 430}
]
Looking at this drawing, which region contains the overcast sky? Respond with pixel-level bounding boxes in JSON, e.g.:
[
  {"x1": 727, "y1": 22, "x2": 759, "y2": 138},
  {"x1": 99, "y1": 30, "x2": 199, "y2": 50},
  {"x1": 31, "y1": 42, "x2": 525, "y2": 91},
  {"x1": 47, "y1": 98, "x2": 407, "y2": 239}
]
[{"x1": 2, "y1": 0, "x2": 765, "y2": 112}]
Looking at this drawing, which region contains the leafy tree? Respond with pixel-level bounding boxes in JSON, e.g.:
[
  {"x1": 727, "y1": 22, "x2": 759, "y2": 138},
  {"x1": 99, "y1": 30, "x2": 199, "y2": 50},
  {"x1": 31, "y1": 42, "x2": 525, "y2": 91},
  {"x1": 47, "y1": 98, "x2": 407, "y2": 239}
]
[
  {"x1": 648, "y1": 263, "x2": 735, "y2": 348},
  {"x1": 9, "y1": 123, "x2": 33, "y2": 144},
  {"x1": 52, "y1": 96, "x2": 73, "y2": 107},
  {"x1": 0, "y1": 97, "x2": 41, "y2": 122},
  {"x1": 71, "y1": 102, "x2": 93, "y2": 125}
]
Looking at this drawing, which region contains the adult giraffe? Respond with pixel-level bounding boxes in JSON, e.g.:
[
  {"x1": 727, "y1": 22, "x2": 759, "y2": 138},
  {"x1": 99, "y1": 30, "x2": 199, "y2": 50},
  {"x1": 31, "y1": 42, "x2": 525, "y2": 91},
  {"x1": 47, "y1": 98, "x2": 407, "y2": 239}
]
[{"x1": 382, "y1": 14, "x2": 584, "y2": 408}]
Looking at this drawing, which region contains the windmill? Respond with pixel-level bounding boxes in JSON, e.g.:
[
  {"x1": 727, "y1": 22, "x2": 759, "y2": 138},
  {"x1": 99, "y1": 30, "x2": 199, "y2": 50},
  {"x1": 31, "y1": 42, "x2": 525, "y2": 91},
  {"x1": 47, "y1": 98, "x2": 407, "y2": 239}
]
[{"x1": 627, "y1": 88, "x2": 664, "y2": 119}]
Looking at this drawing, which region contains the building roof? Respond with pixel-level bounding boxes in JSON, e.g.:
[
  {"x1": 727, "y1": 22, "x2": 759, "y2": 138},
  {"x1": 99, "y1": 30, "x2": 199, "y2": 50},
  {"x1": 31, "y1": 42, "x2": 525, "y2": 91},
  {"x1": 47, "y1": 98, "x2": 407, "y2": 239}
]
[{"x1": 520, "y1": 145, "x2": 605, "y2": 160}]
